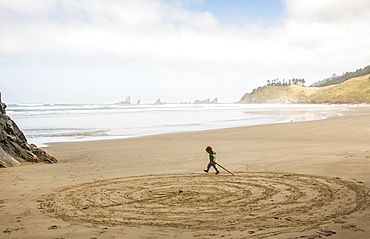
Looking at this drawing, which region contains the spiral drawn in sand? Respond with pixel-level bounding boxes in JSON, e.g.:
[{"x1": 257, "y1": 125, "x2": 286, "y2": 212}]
[{"x1": 40, "y1": 172, "x2": 370, "y2": 237}]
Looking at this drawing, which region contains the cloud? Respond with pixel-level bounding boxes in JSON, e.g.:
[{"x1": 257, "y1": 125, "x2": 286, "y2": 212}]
[
  {"x1": 282, "y1": 0, "x2": 370, "y2": 67},
  {"x1": 1, "y1": 0, "x2": 370, "y2": 103},
  {"x1": 285, "y1": 0, "x2": 370, "y2": 24},
  {"x1": 0, "y1": 0, "x2": 265, "y2": 60},
  {"x1": 2, "y1": 0, "x2": 369, "y2": 60}
]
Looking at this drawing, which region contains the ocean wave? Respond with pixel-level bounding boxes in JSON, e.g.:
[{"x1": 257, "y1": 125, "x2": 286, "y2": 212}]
[
  {"x1": 7, "y1": 103, "x2": 351, "y2": 146},
  {"x1": 7, "y1": 103, "x2": 238, "y2": 116},
  {"x1": 24, "y1": 128, "x2": 110, "y2": 138}
]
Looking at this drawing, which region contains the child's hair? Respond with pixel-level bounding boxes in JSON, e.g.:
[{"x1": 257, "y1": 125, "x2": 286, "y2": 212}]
[{"x1": 206, "y1": 146, "x2": 214, "y2": 153}]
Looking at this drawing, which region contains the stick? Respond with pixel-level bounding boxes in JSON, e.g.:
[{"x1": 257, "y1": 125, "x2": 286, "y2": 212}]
[{"x1": 215, "y1": 162, "x2": 235, "y2": 176}]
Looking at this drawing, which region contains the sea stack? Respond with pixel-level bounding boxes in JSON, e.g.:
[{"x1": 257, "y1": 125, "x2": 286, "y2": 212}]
[
  {"x1": 0, "y1": 93, "x2": 58, "y2": 167},
  {"x1": 154, "y1": 98, "x2": 164, "y2": 105},
  {"x1": 194, "y1": 98, "x2": 218, "y2": 104},
  {"x1": 124, "y1": 95, "x2": 131, "y2": 104}
]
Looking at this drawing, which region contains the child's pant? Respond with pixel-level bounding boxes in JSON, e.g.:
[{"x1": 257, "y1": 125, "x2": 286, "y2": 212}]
[{"x1": 207, "y1": 161, "x2": 219, "y2": 172}]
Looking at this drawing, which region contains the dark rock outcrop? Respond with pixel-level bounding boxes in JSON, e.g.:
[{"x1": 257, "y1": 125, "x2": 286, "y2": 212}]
[{"x1": 0, "y1": 93, "x2": 57, "y2": 167}]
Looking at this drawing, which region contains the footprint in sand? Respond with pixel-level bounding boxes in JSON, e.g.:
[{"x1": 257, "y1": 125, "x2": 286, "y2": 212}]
[
  {"x1": 341, "y1": 224, "x2": 364, "y2": 232},
  {"x1": 48, "y1": 225, "x2": 58, "y2": 230},
  {"x1": 0, "y1": 199, "x2": 7, "y2": 209}
]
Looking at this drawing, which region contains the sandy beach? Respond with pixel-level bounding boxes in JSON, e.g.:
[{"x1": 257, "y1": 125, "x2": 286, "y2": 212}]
[{"x1": 1, "y1": 105, "x2": 370, "y2": 238}]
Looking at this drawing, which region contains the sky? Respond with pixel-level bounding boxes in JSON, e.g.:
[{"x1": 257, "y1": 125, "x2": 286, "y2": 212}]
[{"x1": 1, "y1": 0, "x2": 370, "y2": 104}]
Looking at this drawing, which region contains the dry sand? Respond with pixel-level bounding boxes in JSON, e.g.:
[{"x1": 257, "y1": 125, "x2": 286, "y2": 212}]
[{"x1": 1, "y1": 105, "x2": 370, "y2": 238}]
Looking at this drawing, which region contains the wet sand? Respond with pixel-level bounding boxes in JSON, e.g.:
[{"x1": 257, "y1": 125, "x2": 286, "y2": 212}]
[{"x1": 1, "y1": 105, "x2": 370, "y2": 238}]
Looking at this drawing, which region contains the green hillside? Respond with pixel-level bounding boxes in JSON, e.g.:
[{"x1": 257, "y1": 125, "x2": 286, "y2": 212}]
[
  {"x1": 238, "y1": 74, "x2": 370, "y2": 104},
  {"x1": 311, "y1": 74, "x2": 370, "y2": 103},
  {"x1": 310, "y1": 65, "x2": 370, "y2": 87}
]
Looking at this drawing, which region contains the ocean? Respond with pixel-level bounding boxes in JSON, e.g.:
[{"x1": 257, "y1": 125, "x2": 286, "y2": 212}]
[{"x1": 6, "y1": 103, "x2": 350, "y2": 147}]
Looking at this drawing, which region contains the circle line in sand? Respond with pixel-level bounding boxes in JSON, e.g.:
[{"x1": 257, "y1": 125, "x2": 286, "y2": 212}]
[{"x1": 39, "y1": 172, "x2": 370, "y2": 237}]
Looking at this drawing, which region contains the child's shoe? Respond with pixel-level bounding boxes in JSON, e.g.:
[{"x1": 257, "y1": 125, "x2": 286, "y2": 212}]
[
  {"x1": 204, "y1": 170, "x2": 208, "y2": 173},
  {"x1": 215, "y1": 171, "x2": 219, "y2": 175}
]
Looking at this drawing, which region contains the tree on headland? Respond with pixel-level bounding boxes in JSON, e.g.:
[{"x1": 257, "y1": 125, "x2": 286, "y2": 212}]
[
  {"x1": 310, "y1": 64, "x2": 370, "y2": 87},
  {"x1": 267, "y1": 78, "x2": 305, "y2": 87}
]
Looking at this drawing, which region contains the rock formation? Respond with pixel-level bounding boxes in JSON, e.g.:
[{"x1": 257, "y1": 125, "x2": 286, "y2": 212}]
[
  {"x1": 194, "y1": 98, "x2": 218, "y2": 104},
  {"x1": 115, "y1": 95, "x2": 131, "y2": 104},
  {"x1": 124, "y1": 95, "x2": 131, "y2": 104},
  {"x1": 154, "y1": 98, "x2": 164, "y2": 105},
  {"x1": 0, "y1": 93, "x2": 57, "y2": 167}
]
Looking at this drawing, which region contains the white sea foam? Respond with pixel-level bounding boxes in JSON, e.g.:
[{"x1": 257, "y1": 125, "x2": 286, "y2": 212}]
[{"x1": 6, "y1": 103, "x2": 350, "y2": 147}]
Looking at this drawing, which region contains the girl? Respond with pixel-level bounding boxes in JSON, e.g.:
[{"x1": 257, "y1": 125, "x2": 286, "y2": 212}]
[{"x1": 204, "y1": 146, "x2": 219, "y2": 175}]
